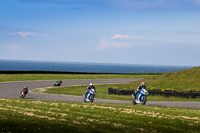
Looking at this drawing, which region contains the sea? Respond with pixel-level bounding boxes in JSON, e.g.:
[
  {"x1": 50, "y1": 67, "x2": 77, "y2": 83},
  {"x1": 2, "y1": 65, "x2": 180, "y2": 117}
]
[{"x1": 0, "y1": 59, "x2": 193, "y2": 74}]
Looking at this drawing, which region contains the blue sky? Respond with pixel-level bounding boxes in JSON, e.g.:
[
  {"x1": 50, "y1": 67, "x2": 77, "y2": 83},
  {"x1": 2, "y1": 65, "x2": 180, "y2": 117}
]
[{"x1": 0, "y1": 0, "x2": 200, "y2": 66}]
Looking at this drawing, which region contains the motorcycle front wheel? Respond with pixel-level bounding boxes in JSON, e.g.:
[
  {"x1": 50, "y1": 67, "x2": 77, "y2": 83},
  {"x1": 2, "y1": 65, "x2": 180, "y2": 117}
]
[
  {"x1": 141, "y1": 96, "x2": 147, "y2": 105},
  {"x1": 89, "y1": 95, "x2": 94, "y2": 103},
  {"x1": 20, "y1": 94, "x2": 25, "y2": 98}
]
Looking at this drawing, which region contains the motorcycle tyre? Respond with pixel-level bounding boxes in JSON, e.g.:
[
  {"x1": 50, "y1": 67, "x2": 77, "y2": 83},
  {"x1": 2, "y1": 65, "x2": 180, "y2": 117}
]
[
  {"x1": 83, "y1": 94, "x2": 86, "y2": 102},
  {"x1": 141, "y1": 96, "x2": 147, "y2": 105},
  {"x1": 132, "y1": 99, "x2": 137, "y2": 105},
  {"x1": 54, "y1": 83, "x2": 61, "y2": 86},
  {"x1": 132, "y1": 94, "x2": 137, "y2": 105},
  {"x1": 20, "y1": 94, "x2": 25, "y2": 99},
  {"x1": 89, "y1": 95, "x2": 94, "y2": 103}
]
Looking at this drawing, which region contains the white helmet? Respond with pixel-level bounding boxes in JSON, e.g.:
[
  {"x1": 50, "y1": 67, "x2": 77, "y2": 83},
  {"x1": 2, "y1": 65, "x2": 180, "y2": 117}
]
[
  {"x1": 141, "y1": 82, "x2": 145, "y2": 87},
  {"x1": 90, "y1": 83, "x2": 93, "y2": 86}
]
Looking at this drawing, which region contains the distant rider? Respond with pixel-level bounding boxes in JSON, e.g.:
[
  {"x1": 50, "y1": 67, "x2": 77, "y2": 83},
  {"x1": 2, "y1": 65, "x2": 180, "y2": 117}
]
[
  {"x1": 21, "y1": 86, "x2": 28, "y2": 95},
  {"x1": 85, "y1": 83, "x2": 95, "y2": 98},
  {"x1": 57, "y1": 80, "x2": 62, "y2": 84},
  {"x1": 134, "y1": 82, "x2": 146, "y2": 101}
]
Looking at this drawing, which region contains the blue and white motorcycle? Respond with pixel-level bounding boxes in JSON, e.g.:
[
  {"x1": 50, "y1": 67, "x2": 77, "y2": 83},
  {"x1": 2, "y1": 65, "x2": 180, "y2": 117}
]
[
  {"x1": 132, "y1": 88, "x2": 148, "y2": 105},
  {"x1": 84, "y1": 88, "x2": 96, "y2": 103}
]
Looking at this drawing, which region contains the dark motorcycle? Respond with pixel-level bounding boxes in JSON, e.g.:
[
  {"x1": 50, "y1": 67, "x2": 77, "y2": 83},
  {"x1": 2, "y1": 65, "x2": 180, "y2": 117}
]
[{"x1": 54, "y1": 80, "x2": 62, "y2": 86}]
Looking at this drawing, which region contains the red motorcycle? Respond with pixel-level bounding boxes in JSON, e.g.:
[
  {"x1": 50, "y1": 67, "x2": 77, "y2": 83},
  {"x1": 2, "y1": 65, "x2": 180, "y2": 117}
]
[
  {"x1": 20, "y1": 91, "x2": 26, "y2": 98},
  {"x1": 20, "y1": 87, "x2": 28, "y2": 98}
]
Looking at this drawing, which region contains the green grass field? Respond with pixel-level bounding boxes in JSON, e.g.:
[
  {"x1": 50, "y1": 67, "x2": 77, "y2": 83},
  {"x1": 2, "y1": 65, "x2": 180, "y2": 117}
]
[{"x1": 0, "y1": 98, "x2": 200, "y2": 133}]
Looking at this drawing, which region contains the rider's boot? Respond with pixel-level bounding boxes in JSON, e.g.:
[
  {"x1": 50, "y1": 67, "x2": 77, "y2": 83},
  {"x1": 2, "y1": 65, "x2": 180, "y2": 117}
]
[
  {"x1": 136, "y1": 100, "x2": 141, "y2": 103},
  {"x1": 86, "y1": 99, "x2": 89, "y2": 102}
]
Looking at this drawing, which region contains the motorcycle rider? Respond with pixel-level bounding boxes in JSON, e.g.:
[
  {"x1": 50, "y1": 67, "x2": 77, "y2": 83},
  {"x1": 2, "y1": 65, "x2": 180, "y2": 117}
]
[
  {"x1": 85, "y1": 83, "x2": 95, "y2": 99},
  {"x1": 57, "y1": 80, "x2": 62, "y2": 84},
  {"x1": 134, "y1": 82, "x2": 146, "y2": 102},
  {"x1": 21, "y1": 86, "x2": 28, "y2": 95}
]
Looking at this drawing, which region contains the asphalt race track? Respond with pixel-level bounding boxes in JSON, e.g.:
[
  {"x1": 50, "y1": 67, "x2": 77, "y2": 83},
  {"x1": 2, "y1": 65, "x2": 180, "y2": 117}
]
[{"x1": 0, "y1": 79, "x2": 200, "y2": 109}]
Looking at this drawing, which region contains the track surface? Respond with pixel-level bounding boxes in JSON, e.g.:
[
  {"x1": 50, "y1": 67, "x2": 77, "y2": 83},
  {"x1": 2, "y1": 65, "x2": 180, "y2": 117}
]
[{"x1": 0, "y1": 79, "x2": 200, "y2": 109}]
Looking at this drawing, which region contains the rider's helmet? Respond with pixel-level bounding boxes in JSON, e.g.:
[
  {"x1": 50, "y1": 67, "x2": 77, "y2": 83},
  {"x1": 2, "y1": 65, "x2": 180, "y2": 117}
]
[
  {"x1": 24, "y1": 86, "x2": 27, "y2": 89},
  {"x1": 141, "y1": 82, "x2": 145, "y2": 87},
  {"x1": 90, "y1": 83, "x2": 93, "y2": 86}
]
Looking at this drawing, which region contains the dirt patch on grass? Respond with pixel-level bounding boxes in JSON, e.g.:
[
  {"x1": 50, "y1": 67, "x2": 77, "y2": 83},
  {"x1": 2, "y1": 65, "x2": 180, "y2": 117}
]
[
  {"x1": 136, "y1": 128, "x2": 145, "y2": 131},
  {"x1": 113, "y1": 123, "x2": 125, "y2": 127},
  {"x1": 77, "y1": 116, "x2": 84, "y2": 120},
  {"x1": 73, "y1": 121, "x2": 88, "y2": 125},
  {"x1": 49, "y1": 108, "x2": 61, "y2": 111},
  {"x1": 0, "y1": 107, "x2": 9, "y2": 111},
  {"x1": 50, "y1": 103, "x2": 59, "y2": 107},
  {"x1": 91, "y1": 105, "x2": 117, "y2": 111},
  {"x1": 31, "y1": 100, "x2": 47, "y2": 105},
  {"x1": 0, "y1": 98, "x2": 7, "y2": 101}
]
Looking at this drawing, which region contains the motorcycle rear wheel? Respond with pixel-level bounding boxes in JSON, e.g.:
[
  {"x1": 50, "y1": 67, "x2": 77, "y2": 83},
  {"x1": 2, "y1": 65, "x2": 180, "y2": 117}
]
[
  {"x1": 132, "y1": 94, "x2": 137, "y2": 105},
  {"x1": 83, "y1": 95, "x2": 86, "y2": 102},
  {"x1": 132, "y1": 99, "x2": 137, "y2": 105}
]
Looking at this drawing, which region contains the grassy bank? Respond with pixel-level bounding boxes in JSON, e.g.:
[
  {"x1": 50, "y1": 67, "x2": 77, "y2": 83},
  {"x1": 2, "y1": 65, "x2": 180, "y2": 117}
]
[
  {"x1": 35, "y1": 84, "x2": 200, "y2": 102},
  {"x1": 0, "y1": 98, "x2": 200, "y2": 133},
  {"x1": 0, "y1": 74, "x2": 154, "y2": 82},
  {"x1": 121, "y1": 66, "x2": 200, "y2": 91}
]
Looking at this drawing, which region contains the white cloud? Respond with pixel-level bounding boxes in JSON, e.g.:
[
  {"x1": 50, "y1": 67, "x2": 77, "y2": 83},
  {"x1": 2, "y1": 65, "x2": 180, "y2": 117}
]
[
  {"x1": 96, "y1": 37, "x2": 133, "y2": 51},
  {"x1": 9, "y1": 31, "x2": 37, "y2": 37},
  {"x1": 111, "y1": 33, "x2": 141, "y2": 40},
  {"x1": 96, "y1": 33, "x2": 142, "y2": 50}
]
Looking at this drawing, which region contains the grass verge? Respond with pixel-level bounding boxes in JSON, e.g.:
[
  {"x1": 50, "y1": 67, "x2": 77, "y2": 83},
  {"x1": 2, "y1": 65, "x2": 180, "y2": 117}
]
[
  {"x1": 0, "y1": 74, "x2": 154, "y2": 82},
  {"x1": 0, "y1": 98, "x2": 200, "y2": 133},
  {"x1": 34, "y1": 84, "x2": 200, "y2": 102}
]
